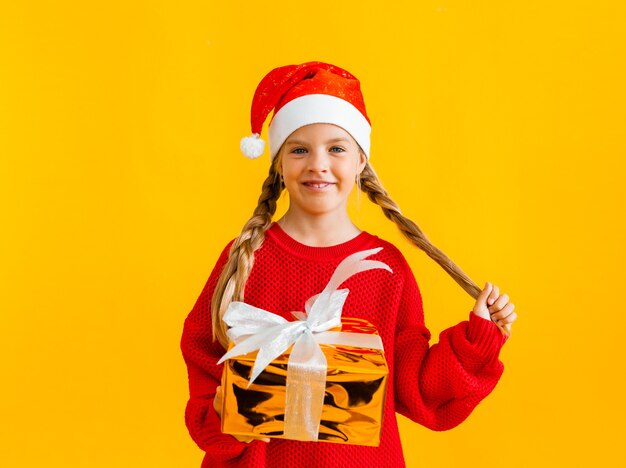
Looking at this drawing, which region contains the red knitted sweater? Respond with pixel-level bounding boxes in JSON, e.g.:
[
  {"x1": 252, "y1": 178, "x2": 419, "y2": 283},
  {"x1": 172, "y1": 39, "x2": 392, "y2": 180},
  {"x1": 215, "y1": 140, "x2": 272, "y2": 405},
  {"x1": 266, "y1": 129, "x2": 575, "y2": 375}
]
[{"x1": 181, "y1": 222, "x2": 508, "y2": 467}]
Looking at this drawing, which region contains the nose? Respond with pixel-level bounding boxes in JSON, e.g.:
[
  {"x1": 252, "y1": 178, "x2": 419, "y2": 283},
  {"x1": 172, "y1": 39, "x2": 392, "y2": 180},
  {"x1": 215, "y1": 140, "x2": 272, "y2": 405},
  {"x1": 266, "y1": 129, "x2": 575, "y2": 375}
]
[{"x1": 306, "y1": 147, "x2": 330, "y2": 173}]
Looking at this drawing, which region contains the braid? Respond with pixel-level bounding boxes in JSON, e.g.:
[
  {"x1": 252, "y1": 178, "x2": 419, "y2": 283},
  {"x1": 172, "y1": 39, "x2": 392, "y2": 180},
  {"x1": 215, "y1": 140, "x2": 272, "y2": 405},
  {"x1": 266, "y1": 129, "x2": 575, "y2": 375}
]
[
  {"x1": 359, "y1": 162, "x2": 511, "y2": 336},
  {"x1": 211, "y1": 155, "x2": 284, "y2": 348}
]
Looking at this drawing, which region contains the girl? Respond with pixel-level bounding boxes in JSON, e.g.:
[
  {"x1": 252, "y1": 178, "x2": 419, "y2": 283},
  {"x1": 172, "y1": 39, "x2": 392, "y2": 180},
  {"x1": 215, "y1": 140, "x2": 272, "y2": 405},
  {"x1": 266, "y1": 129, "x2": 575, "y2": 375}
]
[{"x1": 181, "y1": 61, "x2": 517, "y2": 468}]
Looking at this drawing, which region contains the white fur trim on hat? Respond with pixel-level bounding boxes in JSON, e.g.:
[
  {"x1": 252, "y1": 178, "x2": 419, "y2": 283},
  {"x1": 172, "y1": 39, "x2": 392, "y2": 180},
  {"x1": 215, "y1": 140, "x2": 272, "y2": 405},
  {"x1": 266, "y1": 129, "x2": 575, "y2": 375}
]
[{"x1": 268, "y1": 94, "x2": 371, "y2": 161}]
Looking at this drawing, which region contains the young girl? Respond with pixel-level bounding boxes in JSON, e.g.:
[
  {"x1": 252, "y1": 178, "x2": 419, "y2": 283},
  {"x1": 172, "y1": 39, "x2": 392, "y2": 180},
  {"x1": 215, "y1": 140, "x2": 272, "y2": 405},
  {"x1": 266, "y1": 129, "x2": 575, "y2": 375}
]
[{"x1": 181, "y1": 61, "x2": 517, "y2": 468}]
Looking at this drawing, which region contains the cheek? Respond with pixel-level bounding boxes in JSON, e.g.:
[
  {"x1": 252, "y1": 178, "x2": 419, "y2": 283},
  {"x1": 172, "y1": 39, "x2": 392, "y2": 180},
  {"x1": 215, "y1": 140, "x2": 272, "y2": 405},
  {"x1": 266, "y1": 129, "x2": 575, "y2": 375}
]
[
  {"x1": 281, "y1": 159, "x2": 302, "y2": 178},
  {"x1": 337, "y1": 162, "x2": 358, "y2": 183},
  {"x1": 282, "y1": 168, "x2": 298, "y2": 185},
  {"x1": 281, "y1": 166, "x2": 302, "y2": 191}
]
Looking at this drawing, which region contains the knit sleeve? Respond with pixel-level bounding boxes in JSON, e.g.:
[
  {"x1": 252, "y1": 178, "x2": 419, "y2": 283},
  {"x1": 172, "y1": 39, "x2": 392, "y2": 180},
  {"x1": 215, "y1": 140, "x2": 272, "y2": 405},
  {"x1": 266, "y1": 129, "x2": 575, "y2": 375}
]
[
  {"x1": 180, "y1": 240, "x2": 256, "y2": 463},
  {"x1": 393, "y1": 257, "x2": 508, "y2": 431}
]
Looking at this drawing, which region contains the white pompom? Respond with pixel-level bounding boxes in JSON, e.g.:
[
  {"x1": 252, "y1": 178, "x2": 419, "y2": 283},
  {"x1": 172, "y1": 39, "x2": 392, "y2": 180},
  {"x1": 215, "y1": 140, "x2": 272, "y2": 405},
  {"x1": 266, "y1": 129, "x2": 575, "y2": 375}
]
[{"x1": 240, "y1": 133, "x2": 265, "y2": 159}]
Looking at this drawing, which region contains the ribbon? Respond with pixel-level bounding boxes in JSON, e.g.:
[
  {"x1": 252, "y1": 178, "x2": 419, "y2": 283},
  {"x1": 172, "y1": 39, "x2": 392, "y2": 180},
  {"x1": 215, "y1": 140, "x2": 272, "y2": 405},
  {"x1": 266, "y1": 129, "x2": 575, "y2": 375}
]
[{"x1": 217, "y1": 247, "x2": 392, "y2": 441}]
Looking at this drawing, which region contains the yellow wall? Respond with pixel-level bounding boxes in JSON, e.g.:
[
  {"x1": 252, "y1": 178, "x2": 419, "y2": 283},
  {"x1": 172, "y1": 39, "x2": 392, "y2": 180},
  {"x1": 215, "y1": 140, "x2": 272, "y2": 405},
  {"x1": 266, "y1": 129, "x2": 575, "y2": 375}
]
[{"x1": 1, "y1": 1, "x2": 624, "y2": 466}]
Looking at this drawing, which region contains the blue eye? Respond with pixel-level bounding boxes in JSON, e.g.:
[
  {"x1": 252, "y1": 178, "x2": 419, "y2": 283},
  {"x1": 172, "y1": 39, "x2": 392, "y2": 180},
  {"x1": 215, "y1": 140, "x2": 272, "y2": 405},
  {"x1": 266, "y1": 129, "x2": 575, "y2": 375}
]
[{"x1": 290, "y1": 146, "x2": 345, "y2": 154}]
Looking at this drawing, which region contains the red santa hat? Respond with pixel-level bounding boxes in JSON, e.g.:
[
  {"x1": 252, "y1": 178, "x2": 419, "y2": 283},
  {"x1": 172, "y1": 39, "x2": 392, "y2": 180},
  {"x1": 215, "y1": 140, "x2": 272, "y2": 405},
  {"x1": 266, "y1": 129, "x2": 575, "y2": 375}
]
[{"x1": 240, "y1": 61, "x2": 372, "y2": 161}]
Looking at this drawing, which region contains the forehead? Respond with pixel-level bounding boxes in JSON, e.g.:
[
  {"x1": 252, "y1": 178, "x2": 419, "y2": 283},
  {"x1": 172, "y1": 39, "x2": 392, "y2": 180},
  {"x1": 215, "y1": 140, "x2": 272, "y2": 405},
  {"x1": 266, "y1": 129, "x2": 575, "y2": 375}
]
[{"x1": 285, "y1": 123, "x2": 354, "y2": 143}]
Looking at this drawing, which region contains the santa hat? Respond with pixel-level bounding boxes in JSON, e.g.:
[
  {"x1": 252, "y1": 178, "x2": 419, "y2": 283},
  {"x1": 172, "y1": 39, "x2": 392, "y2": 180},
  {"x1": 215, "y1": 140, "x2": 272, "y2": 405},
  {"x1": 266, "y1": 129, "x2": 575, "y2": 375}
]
[{"x1": 240, "y1": 61, "x2": 372, "y2": 161}]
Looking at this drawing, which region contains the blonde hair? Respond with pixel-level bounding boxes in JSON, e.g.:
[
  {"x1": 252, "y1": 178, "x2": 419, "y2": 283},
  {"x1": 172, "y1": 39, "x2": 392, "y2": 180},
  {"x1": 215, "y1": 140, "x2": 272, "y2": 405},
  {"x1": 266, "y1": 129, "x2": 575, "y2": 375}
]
[
  {"x1": 357, "y1": 162, "x2": 487, "y2": 301},
  {"x1": 211, "y1": 152, "x2": 284, "y2": 348},
  {"x1": 212, "y1": 145, "x2": 508, "y2": 349},
  {"x1": 356, "y1": 155, "x2": 510, "y2": 335}
]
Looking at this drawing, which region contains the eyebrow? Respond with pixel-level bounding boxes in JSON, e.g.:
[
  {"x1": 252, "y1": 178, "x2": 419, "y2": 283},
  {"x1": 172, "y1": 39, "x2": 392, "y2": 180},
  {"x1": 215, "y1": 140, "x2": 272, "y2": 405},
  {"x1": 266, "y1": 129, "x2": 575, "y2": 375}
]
[{"x1": 285, "y1": 137, "x2": 350, "y2": 146}]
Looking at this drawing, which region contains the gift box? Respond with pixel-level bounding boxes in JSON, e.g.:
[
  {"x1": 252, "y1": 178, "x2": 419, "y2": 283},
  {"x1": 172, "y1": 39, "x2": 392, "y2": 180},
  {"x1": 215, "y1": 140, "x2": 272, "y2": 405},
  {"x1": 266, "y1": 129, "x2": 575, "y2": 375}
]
[
  {"x1": 216, "y1": 247, "x2": 393, "y2": 446},
  {"x1": 219, "y1": 316, "x2": 388, "y2": 446}
]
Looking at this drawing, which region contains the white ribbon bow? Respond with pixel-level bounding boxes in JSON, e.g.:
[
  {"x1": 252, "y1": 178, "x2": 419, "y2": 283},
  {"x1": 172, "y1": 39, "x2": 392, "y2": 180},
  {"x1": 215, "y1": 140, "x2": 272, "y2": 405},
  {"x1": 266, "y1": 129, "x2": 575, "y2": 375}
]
[{"x1": 217, "y1": 247, "x2": 392, "y2": 441}]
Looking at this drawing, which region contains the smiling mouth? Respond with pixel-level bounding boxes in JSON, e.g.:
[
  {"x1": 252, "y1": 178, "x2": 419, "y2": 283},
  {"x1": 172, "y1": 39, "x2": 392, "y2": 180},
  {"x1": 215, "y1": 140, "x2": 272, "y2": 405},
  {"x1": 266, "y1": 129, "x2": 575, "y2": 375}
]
[{"x1": 303, "y1": 182, "x2": 335, "y2": 189}]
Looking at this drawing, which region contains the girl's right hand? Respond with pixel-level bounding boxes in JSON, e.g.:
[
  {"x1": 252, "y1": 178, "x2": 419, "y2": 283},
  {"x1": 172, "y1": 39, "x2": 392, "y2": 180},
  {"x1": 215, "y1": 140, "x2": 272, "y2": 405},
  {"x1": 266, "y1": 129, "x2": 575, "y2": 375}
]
[{"x1": 213, "y1": 385, "x2": 270, "y2": 444}]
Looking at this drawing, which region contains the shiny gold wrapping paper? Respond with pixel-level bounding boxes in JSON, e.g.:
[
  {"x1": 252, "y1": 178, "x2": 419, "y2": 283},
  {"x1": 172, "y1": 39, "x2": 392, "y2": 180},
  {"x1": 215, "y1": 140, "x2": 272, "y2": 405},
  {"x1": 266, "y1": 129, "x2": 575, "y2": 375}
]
[{"x1": 220, "y1": 317, "x2": 388, "y2": 446}]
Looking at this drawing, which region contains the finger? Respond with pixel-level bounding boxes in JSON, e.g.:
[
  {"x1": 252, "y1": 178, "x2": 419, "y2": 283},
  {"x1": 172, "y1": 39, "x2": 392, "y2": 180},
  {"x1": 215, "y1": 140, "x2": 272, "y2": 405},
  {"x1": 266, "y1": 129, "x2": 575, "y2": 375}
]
[
  {"x1": 488, "y1": 284, "x2": 499, "y2": 306},
  {"x1": 499, "y1": 311, "x2": 517, "y2": 325},
  {"x1": 489, "y1": 294, "x2": 510, "y2": 315},
  {"x1": 496, "y1": 293, "x2": 510, "y2": 309},
  {"x1": 213, "y1": 386, "x2": 223, "y2": 416},
  {"x1": 213, "y1": 394, "x2": 221, "y2": 417},
  {"x1": 490, "y1": 301, "x2": 514, "y2": 320},
  {"x1": 493, "y1": 304, "x2": 516, "y2": 324},
  {"x1": 478, "y1": 281, "x2": 493, "y2": 303},
  {"x1": 236, "y1": 435, "x2": 270, "y2": 444},
  {"x1": 233, "y1": 434, "x2": 253, "y2": 443}
]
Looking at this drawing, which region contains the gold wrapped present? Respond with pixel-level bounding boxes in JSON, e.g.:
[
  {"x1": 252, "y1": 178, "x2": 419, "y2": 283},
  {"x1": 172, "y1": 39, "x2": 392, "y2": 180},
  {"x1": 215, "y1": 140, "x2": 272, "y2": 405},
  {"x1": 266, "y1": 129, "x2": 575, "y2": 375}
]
[
  {"x1": 220, "y1": 316, "x2": 388, "y2": 446},
  {"x1": 216, "y1": 248, "x2": 393, "y2": 447}
]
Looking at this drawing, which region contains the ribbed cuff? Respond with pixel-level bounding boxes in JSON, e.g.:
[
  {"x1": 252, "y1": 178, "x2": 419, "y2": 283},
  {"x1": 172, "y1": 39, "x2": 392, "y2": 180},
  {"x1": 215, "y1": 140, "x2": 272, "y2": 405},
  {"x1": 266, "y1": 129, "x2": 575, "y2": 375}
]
[
  {"x1": 203, "y1": 402, "x2": 247, "y2": 462},
  {"x1": 466, "y1": 311, "x2": 507, "y2": 362}
]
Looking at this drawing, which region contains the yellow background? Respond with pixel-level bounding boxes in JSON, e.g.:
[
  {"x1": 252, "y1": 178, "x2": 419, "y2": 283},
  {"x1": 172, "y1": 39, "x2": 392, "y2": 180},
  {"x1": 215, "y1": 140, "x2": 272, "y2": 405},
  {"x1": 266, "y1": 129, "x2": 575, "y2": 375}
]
[{"x1": 1, "y1": 1, "x2": 624, "y2": 466}]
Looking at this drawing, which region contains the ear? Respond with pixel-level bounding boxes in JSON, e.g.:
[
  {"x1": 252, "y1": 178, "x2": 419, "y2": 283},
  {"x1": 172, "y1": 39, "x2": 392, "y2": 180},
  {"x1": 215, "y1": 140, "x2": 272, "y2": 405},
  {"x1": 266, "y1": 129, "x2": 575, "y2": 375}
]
[{"x1": 357, "y1": 151, "x2": 367, "y2": 174}]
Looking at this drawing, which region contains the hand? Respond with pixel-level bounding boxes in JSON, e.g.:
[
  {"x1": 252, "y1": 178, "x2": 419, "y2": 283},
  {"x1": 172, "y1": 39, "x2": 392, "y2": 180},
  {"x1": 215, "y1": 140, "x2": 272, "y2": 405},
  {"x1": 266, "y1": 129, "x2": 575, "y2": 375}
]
[
  {"x1": 213, "y1": 385, "x2": 270, "y2": 444},
  {"x1": 472, "y1": 281, "x2": 517, "y2": 329}
]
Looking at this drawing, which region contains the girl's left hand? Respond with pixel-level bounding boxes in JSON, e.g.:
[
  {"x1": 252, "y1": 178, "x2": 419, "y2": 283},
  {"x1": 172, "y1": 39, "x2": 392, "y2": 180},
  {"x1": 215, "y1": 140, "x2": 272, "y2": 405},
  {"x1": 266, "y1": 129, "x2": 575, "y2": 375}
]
[{"x1": 472, "y1": 281, "x2": 517, "y2": 328}]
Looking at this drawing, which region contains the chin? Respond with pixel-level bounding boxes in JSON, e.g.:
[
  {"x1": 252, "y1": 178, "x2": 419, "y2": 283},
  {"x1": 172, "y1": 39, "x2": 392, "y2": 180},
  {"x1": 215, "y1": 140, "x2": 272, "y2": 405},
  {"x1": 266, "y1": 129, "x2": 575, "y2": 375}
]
[{"x1": 303, "y1": 204, "x2": 344, "y2": 217}]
